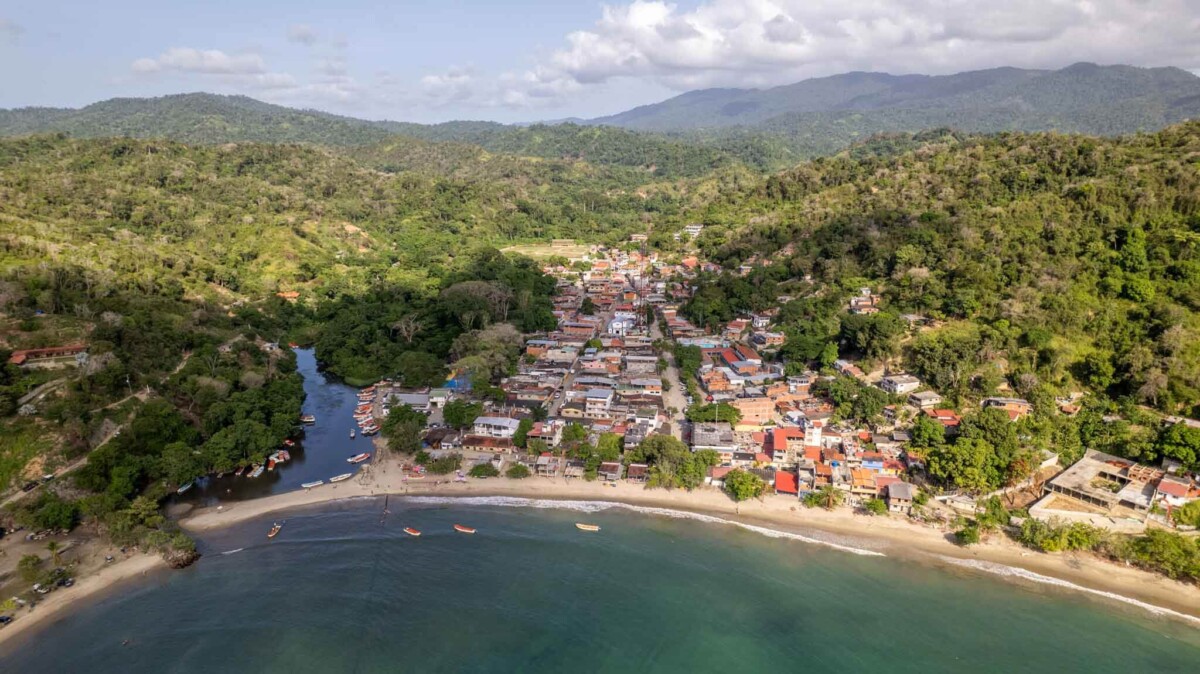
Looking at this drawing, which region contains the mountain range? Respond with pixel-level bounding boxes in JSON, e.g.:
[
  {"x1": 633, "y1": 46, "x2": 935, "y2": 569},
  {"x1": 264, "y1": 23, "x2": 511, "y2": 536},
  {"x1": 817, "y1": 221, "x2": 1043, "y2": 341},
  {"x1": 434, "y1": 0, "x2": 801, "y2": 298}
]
[{"x1": 2, "y1": 63, "x2": 1197, "y2": 170}]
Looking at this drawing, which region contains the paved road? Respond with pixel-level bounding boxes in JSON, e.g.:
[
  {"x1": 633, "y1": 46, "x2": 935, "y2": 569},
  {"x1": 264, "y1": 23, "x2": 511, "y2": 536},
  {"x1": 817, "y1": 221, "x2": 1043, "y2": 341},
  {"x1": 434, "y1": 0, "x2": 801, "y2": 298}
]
[{"x1": 650, "y1": 320, "x2": 687, "y2": 439}]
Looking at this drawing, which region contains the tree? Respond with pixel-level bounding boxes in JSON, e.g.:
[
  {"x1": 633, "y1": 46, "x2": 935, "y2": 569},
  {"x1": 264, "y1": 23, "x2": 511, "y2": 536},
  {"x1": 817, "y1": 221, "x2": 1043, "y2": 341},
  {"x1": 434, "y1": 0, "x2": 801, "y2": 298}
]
[
  {"x1": 18, "y1": 554, "x2": 43, "y2": 583},
  {"x1": 909, "y1": 414, "x2": 946, "y2": 449},
  {"x1": 513, "y1": 418, "x2": 534, "y2": 448},
  {"x1": 46, "y1": 541, "x2": 62, "y2": 567},
  {"x1": 927, "y1": 437, "x2": 999, "y2": 494},
  {"x1": 724, "y1": 469, "x2": 766, "y2": 502},
  {"x1": 863, "y1": 498, "x2": 888, "y2": 516},
  {"x1": 803, "y1": 485, "x2": 843, "y2": 510},
  {"x1": 383, "y1": 404, "x2": 427, "y2": 454},
  {"x1": 1155, "y1": 423, "x2": 1200, "y2": 470},
  {"x1": 580, "y1": 297, "x2": 596, "y2": 315},
  {"x1": 443, "y1": 400, "x2": 483, "y2": 429},
  {"x1": 506, "y1": 463, "x2": 531, "y2": 479},
  {"x1": 955, "y1": 524, "x2": 981, "y2": 546},
  {"x1": 685, "y1": 403, "x2": 741, "y2": 425},
  {"x1": 426, "y1": 454, "x2": 463, "y2": 475},
  {"x1": 468, "y1": 463, "x2": 500, "y2": 478}
]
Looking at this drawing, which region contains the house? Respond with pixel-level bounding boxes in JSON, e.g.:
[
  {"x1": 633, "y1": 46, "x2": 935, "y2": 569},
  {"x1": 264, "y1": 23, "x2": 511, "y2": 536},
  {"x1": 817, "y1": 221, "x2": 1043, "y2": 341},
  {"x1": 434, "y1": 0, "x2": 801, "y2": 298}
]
[
  {"x1": 983, "y1": 397, "x2": 1033, "y2": 421},
  {"x1": 731, "y1": 396, "x2": 774, "y2": 426},
  {"x1": 834, "y1": 359, "x2": 866, "y2": 379},
  {"x1": 473, "y1": 416, "x2": 522, "y2": 438},
  {"x1": 626, "y1": 463, "x2": 649, "y2": 482},
  {"x1": 535, "y1": 453, "x2": 563, "y2": 476},
  {"x1": 387, "y1": 392, "x2": 430, "y2": 412},
  {"x1": 461, "y1": 435, "x2": 515, "y2": 453},
  {"x1": 584, "y1": 388, "x2": 614, "y2": 418},
  {"x1": 751, "y1": 331, "x2": 786, "y2": 348},
  {"x1": 885, "y1": 482, "x2": 916, "y2": 514},
  {"x1": 924, "y1": 408, "x2": 962, "y2": 434},
  {"x1": 598, "y1": 462, "x2": 624, "y2": 481},
  {"x1": 7, "y1": 344, "x2": 87, "y2": 369},
  {"x1": 879, "y1": 374, "x2": 921, "y2": 395},
  {"x1": 774, "y1": 470, "x2": 799, "y2": 496},
  {"x1": 907, "y1": 390, "x2": 943, "y2": 409},
  {"x1": 691, "y1": 422, "x2": 737, "y2": 459}
]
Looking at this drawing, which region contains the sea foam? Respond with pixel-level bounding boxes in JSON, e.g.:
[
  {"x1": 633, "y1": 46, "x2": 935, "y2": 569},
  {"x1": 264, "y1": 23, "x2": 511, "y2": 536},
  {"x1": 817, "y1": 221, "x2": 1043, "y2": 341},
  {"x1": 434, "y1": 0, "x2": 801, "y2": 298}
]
[
  {"x1": 938, "y1": 556, "x2": 1200, "y2": 627},
  {"x1": 402, "y1": 495, "x2": 887, "y2": 557}
]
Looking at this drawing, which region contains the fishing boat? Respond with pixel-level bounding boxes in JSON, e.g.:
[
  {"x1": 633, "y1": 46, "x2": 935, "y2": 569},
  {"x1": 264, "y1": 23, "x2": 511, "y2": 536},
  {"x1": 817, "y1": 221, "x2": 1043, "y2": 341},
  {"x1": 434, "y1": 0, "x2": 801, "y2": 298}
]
[
  {"x1": 283, "y1": 439, "x2": 295, "y2": 447},
  {"x1": 350, "y1": 428, "x2": 356, "y2": 438},
  {"x1": 301, "y1": 480, "x2": 324, "y2": 489},
  {"x1": 453, "y1": 524, "x2": 476, "y2": 534},
  {"x1": 288, "y1": 342, "x2": 299, "y2": 348},
  {"x1": 403, "y1": 527, "x2": 421, "y2": 537},
  {"x1": 277, "y1": 450, "x2": 291, "y2": 462},
  {"x1": 267, "y1": 457, "x2": 277, "y2": 471},
  {"x1": 329, "y1": 472, "x2": 354, "y2": 483},
  {"x1": 361, "y1": 425, "x2": 379, "y2": 436},
  {"x1": 248, "y1": 464, "x2": 265, "y2": 478},
  {"x1": 234, "y1": 466, "x2": 246, "y2": 477},
  {"x1": 300, "y1": 414, "x2": 316, "y2": 424},
  {"x1": 575, "y1": 523, "x2": 601, "y2": 532},
  {"x1": 267, "y1": 522, "x2": 283, "y2": 539},
  {"x1": 348, "y1": 452, "x2": 371, "y2": 464},
  {"x1": 176, "y1": 481, "x2": 194, "y2": 495}
]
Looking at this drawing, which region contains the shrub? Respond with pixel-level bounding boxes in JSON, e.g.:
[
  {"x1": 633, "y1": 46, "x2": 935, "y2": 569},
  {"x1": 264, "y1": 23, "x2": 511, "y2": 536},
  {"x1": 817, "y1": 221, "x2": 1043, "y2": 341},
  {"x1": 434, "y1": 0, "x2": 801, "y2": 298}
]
[
  {"x1": 468, "y1": 463, "x2": 500, "y2": 478},
  {"x1": 506, "y1": 463, "x2": 531, "y2": 479}
]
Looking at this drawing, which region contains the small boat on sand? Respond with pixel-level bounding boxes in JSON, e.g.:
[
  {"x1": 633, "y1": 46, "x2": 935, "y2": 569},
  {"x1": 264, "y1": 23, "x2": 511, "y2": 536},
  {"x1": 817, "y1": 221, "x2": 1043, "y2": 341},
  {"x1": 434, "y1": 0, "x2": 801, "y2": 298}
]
[
  {"x1": 301, "y1": 480, "x2": 324, "y2": 489},
  {"x1": 575, "y1": 523, "x2": 601, "y2": 532},
  {"x1": 268, "y1": 522, "x2": 283, "y2": 539},
  {"x1": 330, "y1": 472, "x2": 353, "y2": 483},
  {"x1": 403, "y1": 527, "x2": 422, "y2": 537},
  {"x1": 234, "y1": 466, "x2": 246, "y2": 477},
  {"x1": 453, "y1": 524, "x2": 476, "y2": 534},
  {"x1": 348, "y1": 452, "x2": 371, "y2": 464},
  {"x1": 300, "y1": 414, "x2": 316, "y2": 424}
]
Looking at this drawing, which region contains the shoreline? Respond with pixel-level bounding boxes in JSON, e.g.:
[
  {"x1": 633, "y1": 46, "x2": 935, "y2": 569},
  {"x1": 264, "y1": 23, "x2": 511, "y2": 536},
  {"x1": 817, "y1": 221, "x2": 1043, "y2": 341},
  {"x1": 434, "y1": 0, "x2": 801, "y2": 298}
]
[
  {"x1": 180, "y1": 470, "x2": 1200, "y2": 624},
  {"x1": 0, "y1": 553, "x2": 165, "y2": 649},
  {"x1": 3, "y1": 472, "x2": 1197, "y2": 649}
]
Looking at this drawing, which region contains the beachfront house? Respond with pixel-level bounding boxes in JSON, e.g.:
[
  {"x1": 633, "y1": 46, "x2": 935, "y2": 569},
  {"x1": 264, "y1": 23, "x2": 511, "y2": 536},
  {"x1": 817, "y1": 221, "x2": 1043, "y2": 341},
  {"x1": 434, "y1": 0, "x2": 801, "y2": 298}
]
[{"x1": 473, "y1": 416, "x2": 522, "y2": 438}]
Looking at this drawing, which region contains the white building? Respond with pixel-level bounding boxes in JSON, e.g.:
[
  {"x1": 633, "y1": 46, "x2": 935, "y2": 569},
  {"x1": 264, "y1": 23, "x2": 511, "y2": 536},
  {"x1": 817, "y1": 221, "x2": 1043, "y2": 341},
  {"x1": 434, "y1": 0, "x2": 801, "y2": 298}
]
[
  {"x1": 472, "y1": 416, "x2": 522, "y2": 438},
  {"x1": 879, "y1": 374, "x2": 921, "y2": 395}
]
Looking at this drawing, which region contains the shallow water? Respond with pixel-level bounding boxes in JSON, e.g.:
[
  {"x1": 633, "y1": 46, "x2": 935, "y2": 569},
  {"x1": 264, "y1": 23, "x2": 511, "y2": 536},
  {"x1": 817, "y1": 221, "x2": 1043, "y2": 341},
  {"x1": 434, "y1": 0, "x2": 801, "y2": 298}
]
[{"x1": 3, "y1": 499, "x2": 1198, "y2": 673}]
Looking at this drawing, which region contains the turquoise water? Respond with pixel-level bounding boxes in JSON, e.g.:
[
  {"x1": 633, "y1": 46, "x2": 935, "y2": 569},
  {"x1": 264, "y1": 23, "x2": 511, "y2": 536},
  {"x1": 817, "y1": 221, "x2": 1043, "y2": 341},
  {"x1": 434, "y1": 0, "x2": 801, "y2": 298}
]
[{"x1": 2, "y1": 499, "x2": 1198, "y2": 672}]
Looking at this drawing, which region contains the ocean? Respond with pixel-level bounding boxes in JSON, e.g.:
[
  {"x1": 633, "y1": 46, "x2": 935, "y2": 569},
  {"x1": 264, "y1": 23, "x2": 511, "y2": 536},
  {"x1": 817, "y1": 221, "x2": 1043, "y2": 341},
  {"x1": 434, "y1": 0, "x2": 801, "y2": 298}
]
[{"x1": 2, "y1": 497, "x2": 1198, "y2": 673}]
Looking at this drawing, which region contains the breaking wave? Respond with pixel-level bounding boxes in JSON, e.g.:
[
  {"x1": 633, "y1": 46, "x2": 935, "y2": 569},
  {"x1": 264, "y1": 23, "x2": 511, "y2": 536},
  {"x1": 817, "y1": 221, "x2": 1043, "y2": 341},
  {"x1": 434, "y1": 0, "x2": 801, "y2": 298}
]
[
  {"x1": 939, "y1": 556, "x2": 1200, "y2": 627},
  {"x1": 402, "y1": 495, "x2": 886, "y2": 557}
]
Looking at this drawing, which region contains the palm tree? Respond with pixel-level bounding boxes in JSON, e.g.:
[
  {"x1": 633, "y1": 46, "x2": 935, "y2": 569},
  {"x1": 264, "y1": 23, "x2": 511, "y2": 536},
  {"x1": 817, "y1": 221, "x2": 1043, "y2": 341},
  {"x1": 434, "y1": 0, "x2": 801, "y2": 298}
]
[
  {"x1": 46, "y1": 541, "x2": 62, "y2": 567},
  {"x1": 821, "y1": 485, "x2": 843, "y2": 511}
]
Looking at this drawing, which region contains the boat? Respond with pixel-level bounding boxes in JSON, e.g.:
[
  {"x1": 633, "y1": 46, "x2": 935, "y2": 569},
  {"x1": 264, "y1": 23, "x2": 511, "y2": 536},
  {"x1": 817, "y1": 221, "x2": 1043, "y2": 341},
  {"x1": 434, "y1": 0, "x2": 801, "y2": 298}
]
[
  {"x1": 288, "y1": 342, "x2": 299, "y2": 348},
  {"x1": 348, "y1": 452, "x2": 371, "y2": 464},
  {"x1": 575, "y1": 523, "x2": 601, "y2": 532},
  {"x1": 301, "y1": 480, "x2": 324, "y2": 489},
  {"x1": 248, "y1": 465, "x2": 265, "y2": 478},
  {"x1": 350, "y1": 429, "x2": 356, "y2": 438},
  {"x1": 329, "y1": 472, "x2": 354, "y2": 483},
  {"x1": 277, "y1": 450, "x2": 291, "y2": 462},
  {"x1": 453, "y1": 524, "x2": 476, "y2": 534},
  {"x1": 300, "y1": 414, "x2": 316, "y2": 424},
  {"x1": 403, "y1": 527, "x2": 421, "y2": 537},
  {"x1": 267, "y1": 458, "x2": 277, "y2": 471},
  {"x1": 283, "y1": 439, "x2": 295, "y2": 447},
  {"x1": 361, "y1": 426, "x2": 379, "y2": 436},
  {"x1": 176, "y1": 481, "x2": 194, "y2": 495},
  {"x1": 267, "y1": 522, "x2": 283, "y2": 539},
  {"x1": 234, "y1": 466, "x2": 246, "y2": 477}
]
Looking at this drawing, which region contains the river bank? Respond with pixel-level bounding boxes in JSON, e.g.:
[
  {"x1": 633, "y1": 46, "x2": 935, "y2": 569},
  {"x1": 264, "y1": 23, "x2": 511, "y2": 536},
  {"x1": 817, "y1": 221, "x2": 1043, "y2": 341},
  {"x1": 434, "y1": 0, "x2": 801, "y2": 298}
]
[{"x1": 179, "y1": 466, "x2": 1200, "y2": 624}]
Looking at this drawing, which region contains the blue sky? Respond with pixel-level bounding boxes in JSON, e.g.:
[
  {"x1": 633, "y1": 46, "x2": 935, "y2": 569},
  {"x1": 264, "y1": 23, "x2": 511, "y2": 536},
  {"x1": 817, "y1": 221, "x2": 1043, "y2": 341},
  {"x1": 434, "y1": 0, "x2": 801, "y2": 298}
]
[{"x1": 1, "y1": 1, "x2": 1197, "y2": 123}]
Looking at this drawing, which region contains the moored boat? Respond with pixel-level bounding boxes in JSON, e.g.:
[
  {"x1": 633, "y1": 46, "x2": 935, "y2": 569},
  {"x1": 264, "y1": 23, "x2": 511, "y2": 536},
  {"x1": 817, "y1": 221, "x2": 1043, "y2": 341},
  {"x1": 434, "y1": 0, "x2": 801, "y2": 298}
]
[
  {"x1": 176, "y1": 481, "x2": 194, "y2": 495},
  {"x1": 348, "y1": 452, "x2": 371, "y2": 464},
  {"x1": 403, "y1": 527, "x2": 421, "y2": 537},
  {"x1": 453, "y1": 524, "x2": 476, "y2": 534},
  {"x1": 575, "y1": 523, "x2": 601, "y2": 532},
  {"x1": 350, "y1": 428, "x2": 356, "y2": 438},
  {"x1": 267, "y1": 458, "x2": 277, "y2": 471},
  {"x1": 234, "y1": 466, "x2": 246, "y2": 477},
  {"x1": 329, "y1": 472, "x2": 354, "y2": 483},
  {"x1": 300, "y1": 414, "x2": 316, "y2": 424},
  {"x1": 283, "y1": 439, "x2": 295, "y2": 447},
  {"x1": 267, "y1": 522, "x2": 283, "y2": 539},
  {"x1": 248, "y1": 464, "x2": 265, "y2": 478},
  {"x1": 301, "y1": 480, "x2": 324, "y2": 489}
]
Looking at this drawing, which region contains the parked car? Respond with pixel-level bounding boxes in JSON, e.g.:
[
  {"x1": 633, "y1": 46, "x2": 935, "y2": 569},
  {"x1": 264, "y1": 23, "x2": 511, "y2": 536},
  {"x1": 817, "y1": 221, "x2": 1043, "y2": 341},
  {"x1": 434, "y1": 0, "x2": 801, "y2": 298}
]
[{"x1": 0, "y1": 615, "x2": 13, "y2": 626}]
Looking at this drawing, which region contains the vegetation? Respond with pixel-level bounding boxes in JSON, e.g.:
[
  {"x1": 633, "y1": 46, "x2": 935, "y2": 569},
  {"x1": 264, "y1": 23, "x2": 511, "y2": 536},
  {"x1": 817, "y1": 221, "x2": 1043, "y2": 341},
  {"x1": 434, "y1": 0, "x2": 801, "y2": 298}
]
[
  {"x1": 625, "y1": 435, "x2": 718, "y2": 490},
  {"x1": 505, "y1": 463, "x2": 531, "y2": 479},
  {"x1": 803, "y1": 486, "x2": 843, "y2": 510},
  {"x1": 468, "y1": 463, "x2": 500, "y2": 478},
  {"x1": 382, "y1": 405, "x2": 427, "y2": 454},
  {"x1": 723, "y1": 469, "x2": 766, "y2": 502}
]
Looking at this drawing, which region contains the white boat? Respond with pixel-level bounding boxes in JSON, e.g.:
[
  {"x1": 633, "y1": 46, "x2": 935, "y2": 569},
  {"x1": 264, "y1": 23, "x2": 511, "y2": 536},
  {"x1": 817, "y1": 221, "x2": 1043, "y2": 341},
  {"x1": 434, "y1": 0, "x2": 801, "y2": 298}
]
[
  {"x1": 176, "y1": 481, "x2": 194, "y2": 495},
  {"x1": 301, "y1": 480, "x2": 324, "y2": 489},
  {"x1": 348, "y1": 452, "x2": 371, "y2": 464},
  {"x1": 350, "y1": 429, "x2": 356, "y2": 438},
  {"x1": 329, "y1": 472, "x2": 354, "y2": 483},
  {"x1": 248, "y1": 465, "x2": 265, "y2": 478}
]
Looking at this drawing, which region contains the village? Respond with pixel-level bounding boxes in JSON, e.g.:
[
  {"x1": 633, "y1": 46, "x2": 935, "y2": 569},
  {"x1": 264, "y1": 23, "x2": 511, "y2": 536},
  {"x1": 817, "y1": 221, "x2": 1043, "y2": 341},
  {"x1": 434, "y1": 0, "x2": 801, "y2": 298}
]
[{"x1": 347, "y1": 234, "x2": 1200, "y2": 536}]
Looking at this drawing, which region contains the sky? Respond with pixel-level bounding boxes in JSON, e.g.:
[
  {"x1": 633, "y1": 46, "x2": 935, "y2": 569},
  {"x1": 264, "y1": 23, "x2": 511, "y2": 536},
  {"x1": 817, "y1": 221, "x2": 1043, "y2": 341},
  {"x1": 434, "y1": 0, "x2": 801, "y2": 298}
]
[{"x1": 1, "y1": 0, "x2": 1199, "y2": 123}]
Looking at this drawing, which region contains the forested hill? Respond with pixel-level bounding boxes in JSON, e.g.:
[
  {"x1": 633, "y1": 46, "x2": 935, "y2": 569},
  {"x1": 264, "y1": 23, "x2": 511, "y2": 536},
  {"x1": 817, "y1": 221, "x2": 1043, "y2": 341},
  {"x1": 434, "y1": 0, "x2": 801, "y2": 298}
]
[
  {"x1": 0, "y1": 94, "x2": 756, "y2": 177},
  {"x1": 593, "y1": 63, "x2": 1200, "y2": 156},
  {"x1": 0, "y1": 134, "x2": 690, "y2": 303},
  {"x1": 689, "y1": 121, "x2": 1200, "y2": 414}
]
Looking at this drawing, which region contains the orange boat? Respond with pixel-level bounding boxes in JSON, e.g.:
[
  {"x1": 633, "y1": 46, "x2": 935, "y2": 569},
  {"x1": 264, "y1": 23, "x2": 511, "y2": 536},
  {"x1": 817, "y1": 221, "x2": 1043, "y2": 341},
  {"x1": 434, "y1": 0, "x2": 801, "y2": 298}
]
[
  {"x1": 453, "y1": 524, "x2": 476, "y2": 534},
  {"x1": 267, "y1": 522, "x2": 283, "y2": 539},
  {"x1": 403, "y1": 527, "x2": 421, "y2": 537}
]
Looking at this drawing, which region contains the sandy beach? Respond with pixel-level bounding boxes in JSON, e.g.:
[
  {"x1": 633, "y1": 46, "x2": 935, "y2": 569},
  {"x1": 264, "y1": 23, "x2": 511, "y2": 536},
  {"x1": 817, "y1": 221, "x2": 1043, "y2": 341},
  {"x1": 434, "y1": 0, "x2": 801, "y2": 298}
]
[
  {"x1": 180, "y1": 466, "x2": 1200, "y2": 624},
  {"x1": 0, "y1": 553, "x2": 164, "y2": 648},
  {"x1": 3, "y1": 467, "x2": 1198, "y2": 650}
]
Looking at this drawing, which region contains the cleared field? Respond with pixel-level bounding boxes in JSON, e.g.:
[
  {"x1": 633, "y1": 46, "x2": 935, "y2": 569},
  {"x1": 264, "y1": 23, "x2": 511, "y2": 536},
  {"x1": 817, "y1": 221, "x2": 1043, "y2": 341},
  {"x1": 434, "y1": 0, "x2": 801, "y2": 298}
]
[{"x1": 502, "y1": 243, "x2": 591, "y2": 259}]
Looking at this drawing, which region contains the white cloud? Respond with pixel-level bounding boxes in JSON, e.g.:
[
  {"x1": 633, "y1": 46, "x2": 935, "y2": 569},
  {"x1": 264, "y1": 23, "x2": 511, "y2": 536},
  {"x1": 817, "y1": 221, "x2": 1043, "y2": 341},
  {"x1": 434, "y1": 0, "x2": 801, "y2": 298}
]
[
  {"x1": 458, "y1": 0, "x2": 1200, "y2": 110},
  {"x1": 287, "y1": 24, "x2": 318, "y2": 46},
  {"x1": 132, "y1": 48, "x2": 267, "y2": 75},
  {"x1": 0, "y1": 17, "x2": 23, "y2": 42}
]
